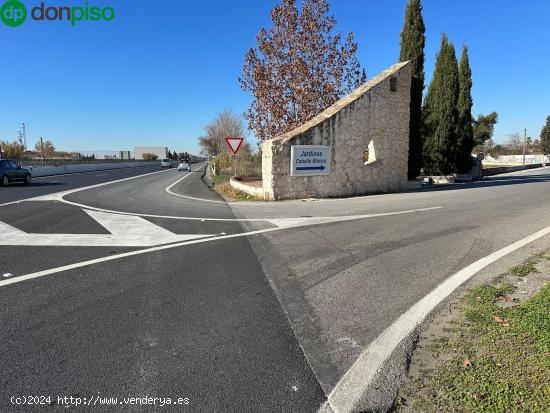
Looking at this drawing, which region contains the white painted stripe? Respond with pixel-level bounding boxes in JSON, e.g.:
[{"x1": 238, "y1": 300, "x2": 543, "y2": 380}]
[
  {"x1": 59, "y1": 191, "x2": 442, "y2": 223},
  {"x1": 323, "y1": 223, "x2": 550, "y2": 413},
  {"x1": 30, "y1": 165, "x2": 154, "y2": 179},
  {"x1": 0, "y1": 221, "x2": 25, "y2": 234},
  {"x1": 0, "y1": 168, "x2": 172, "y2": 207},
  {"x1": 165, "y1": 165, "x2": 226, "y2": 204},
  {"x1": 0, "y1": 209, "x2": 217, "y2": 247},
  {"x1": 84, "y1": 209, "x2": 177, "y2": 237},
  {"x1": 41, "y1": 169, "x2": 174, "y2": 200},
  {"x1": 0, "y1": 233, "x2": 214, "y2": 247},
  {"x1": 0, "y1": 206, "x2": 440, "y2": 288},
  {"x1": 267, "y1": 217, "x2": 345, "y2": 228},
  {"x1": 61, "y1": 197, "x2": 268, "y2": 221}
]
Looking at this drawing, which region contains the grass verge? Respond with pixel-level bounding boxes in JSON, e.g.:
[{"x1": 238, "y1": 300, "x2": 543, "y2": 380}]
[
  {"x1": 394, "y1": 256, "x2": 550, "y2": 412},
  {"x1": 212, "y1": 181, "x2": 263, "y2": 202}
]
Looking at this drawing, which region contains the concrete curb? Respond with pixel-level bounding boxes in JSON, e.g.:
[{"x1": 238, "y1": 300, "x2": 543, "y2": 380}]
[
  {"x1": 229, "y1": 177, "x2": 264, "y2": 198},
  {"x1": 200, "y1": 165, "x2": 233, "y2": 203},
  {"x1": 201, "y1": 164, "x2": 215, "y2": 189},
  {"x1": 29, "y1": 162, "x2": 156, "y2": 178},
  {"x1": 321, "y1": 223, "x2": 550, "y2": 413}
]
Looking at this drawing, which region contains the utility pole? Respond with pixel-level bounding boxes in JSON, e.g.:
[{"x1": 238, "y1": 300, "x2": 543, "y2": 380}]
[
  {"x1": 40, "y1": 137, "x2": 45, "y2": 160},
  {"x1": 21, "y1": 123, "x2": 27, "y2": 151},
  {"x1": 522, "y1": 128, "x2": 527, "y2": 166}
]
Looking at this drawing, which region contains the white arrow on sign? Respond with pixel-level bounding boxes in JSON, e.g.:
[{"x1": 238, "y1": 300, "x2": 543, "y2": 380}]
[{"x1": 0, "y1": 209, "x2": 216, "y2": 247}]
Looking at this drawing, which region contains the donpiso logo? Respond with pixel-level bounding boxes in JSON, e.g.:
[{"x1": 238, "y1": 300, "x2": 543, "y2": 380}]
[
  {"x1": 1, "y1": 1, "x2": 115, "y2": 27},
  {"x1": 1, "y1": 0, "x2": 27, "y2": 27}
]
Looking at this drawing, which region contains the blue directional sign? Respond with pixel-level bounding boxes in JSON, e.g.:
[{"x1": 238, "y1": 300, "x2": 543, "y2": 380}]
[{"x1": 290, "y1": 145, "x2": 331, "y2": 176}]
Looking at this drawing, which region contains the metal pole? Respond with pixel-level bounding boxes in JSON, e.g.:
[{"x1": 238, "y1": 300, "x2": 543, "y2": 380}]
[
  {"x1": 21, "y1": 123, "x2": 27, "y2": 151},
  {"x1": 523, "y1": 129, "x2": 527, "y2": 166}
]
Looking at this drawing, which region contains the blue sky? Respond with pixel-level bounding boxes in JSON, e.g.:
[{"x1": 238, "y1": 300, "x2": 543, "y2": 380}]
[{"x1": 1, "y1": 0, "x2": 549, "y2": 154}]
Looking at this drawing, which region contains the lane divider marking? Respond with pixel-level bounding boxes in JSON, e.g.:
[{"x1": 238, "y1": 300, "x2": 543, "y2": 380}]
[
  {"x1": 0, "y1": 206, "x2": 441, "y2": 288},
  {"x1": 164, "y1": 165, "x2": 226, "y2": 204},
  {"x1": 322, "y1": 222, "x2": 550, "y2": 413},
  {"x1": 0, "y1": 167, "x2": 173, "y2": 208}
]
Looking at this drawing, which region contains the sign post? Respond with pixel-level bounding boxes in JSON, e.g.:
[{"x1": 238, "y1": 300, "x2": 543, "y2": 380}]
[
  {"x1": 290, "y1": 145, "x2": 331, "y2": 177},
  {"x1": 225, "y1": 138, "x2": 244, "y2": 177}
]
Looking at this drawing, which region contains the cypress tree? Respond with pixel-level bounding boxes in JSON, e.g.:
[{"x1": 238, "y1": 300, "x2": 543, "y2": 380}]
[
  {"x1": 456, "y1": 45, "x2": 474, "y2": 173},
  {"x1": 541, "y1": 116, "x2": 550, "y2": 156},
  {"x1": 399, "y1": 0, "x2": 426, "y2": 179},
  {"x1": 423, "y1": 34, "x2": 459, "y2": 175},
  {"x1": 360, "y1": 68, "x2": 367, "y2": 84}
]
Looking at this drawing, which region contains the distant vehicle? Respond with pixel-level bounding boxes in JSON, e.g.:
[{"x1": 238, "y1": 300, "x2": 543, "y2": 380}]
[
  {"x1": 160, "y1": 158, "x2": 172, "y2": 168},
  {"x1": 178, "y1": 160, "x2": 191, "y2": 172},
  {"x1": 0, "y1": 159, "x2": 32, "y2": 186}
]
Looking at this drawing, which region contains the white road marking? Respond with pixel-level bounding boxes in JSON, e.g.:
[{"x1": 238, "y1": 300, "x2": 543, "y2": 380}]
[
  {"x1": 0, "y1": 168, "x2": 172, "y2": 208},
  {"x1": 0, "y1": 220, "x2": 26, "y2": 234},
  {"x1": 0, "y1": 209, "x2": 216, "y2": 247},
  {"x1": 60, "y1": 196, "x2": 268, "y2": 221},
  {"x1": 31, "y1": 165, "x2": 155, "y2": 179},
  {"x1": 84, "y1": 209, "x2": 177, "y2": 238},
  {"x1": 0, "y1": 206, "x2": 440, "y2": 288},
  {"x1": 0, "y1": 232, "x2": 214, "y2": 247},
  {"x1": 165, "y1": 166, "x2": 225, "y2": 204},
  {"x1": 58, "y1": 191, "x2": 442, "y2": 223},
  {"x1": 322, "y1": 223, "x2": 550, "y2": 413}
]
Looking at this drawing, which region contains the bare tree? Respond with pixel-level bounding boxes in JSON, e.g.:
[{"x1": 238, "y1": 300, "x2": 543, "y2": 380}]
[
  {"x1": 34, "y1": 139, "x2": 55, "y2": 159},
  {"x1": 506, "y1": 133, "x2": 523, "y2": 151},
  {"x1": 240, "y1": 0, "x2": 362, "y2": 143},
  {"x1": 198, "y1": 110, "x2": 250, "y2": 156}
]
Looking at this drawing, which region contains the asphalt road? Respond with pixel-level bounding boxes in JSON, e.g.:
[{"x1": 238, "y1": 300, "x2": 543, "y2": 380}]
[
  {"x1": 0, "y1": 165, "x2": 325, "y2": 412},
  {"x1": 0, "y1": 164, "x2": 162, "y2": 205},
  {"x1": 2, "y1": 165, "x2": 550, "y2": 412}
]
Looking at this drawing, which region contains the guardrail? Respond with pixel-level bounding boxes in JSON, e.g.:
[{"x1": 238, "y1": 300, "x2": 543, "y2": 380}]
[{"x1": 16, "y1": 159, "x2": 158, "y2": 167}]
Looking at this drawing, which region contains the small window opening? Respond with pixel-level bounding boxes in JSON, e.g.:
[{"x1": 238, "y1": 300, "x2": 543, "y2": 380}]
[{"x1": 390, "y1": 76, "x2": 398, "y2": 92}]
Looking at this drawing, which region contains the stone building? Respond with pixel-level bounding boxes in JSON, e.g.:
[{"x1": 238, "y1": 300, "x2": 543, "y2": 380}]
[{"x1": 261, "y1": 61, "x2": 411, "y2": 200}]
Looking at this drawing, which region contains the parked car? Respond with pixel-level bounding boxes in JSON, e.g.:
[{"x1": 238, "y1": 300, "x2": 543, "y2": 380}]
[
  {"x1": 160, "y1": 158, "x2": 172, "y2": 168},
  {"x1": 0, "y1": 159, "x2": 32, "y2": 186},
  {"x1": 178, "y1": 160, "x2": 191, "y2": 172}
]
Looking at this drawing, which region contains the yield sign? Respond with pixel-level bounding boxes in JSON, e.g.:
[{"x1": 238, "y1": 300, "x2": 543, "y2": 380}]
[{"x1": 225, "y1": 137, "x2": 244, "y2": 155}]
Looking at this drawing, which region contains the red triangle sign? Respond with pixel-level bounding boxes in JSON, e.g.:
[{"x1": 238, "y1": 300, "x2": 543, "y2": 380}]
[{"x1": 225, "y1": 137, "x2": 244, "y2": 155}]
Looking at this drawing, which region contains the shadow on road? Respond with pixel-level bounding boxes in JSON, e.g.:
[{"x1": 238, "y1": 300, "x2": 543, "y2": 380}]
[
  {"x1": 4, "y1": 182, "x2": 65, "y2": 188},
  {"x1": 419, "y1": 173, "x2": 550, "y2": 192}
]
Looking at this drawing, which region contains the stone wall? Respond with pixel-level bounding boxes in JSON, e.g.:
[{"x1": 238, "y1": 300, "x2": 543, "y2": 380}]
[{"x1": 261, "y1": 62, "x2": 412, "y2": 200}]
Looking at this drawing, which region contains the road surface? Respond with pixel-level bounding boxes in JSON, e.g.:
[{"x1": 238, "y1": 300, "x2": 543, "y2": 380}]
[{"x1": 1, "y1": 165, "x2": 550, "y2": 412}]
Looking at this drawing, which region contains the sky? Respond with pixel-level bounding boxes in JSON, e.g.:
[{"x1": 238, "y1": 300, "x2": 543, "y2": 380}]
[{"x1": 1, "y1": 0, "x2": 549, "y2": 155}]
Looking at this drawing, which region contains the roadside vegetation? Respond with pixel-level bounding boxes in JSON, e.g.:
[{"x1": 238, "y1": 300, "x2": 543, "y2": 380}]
[
  {"x1": 212, "y1": 181, "x2": 263, "y2": 202},
  {"x1": 394, "y1": 253, "x2": 550, "y2": 413},
  {"x1": 207, "y1": 166, "x2": 262, "y2": 202}
]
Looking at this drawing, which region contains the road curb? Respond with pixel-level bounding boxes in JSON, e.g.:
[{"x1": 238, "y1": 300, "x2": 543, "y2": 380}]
[
  {"x1": 31, "y1": 163, "x2": 156, "y2": 178},
  {"x1": 201, "y1": 164, "x2": 215, "y2": 189},
  {"x1": 323, "y1": 224, "x2": 550, "y2": 413}
]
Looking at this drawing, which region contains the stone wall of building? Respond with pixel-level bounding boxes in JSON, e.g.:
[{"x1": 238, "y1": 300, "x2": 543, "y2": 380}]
[{"x1": 261, "y1": 62, "x2": 412, "y2": 200}]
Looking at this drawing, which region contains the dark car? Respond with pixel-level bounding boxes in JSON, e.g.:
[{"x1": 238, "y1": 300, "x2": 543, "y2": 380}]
[{"x1": 0, "y1": 159, "x2": 32, "y2": 186}]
